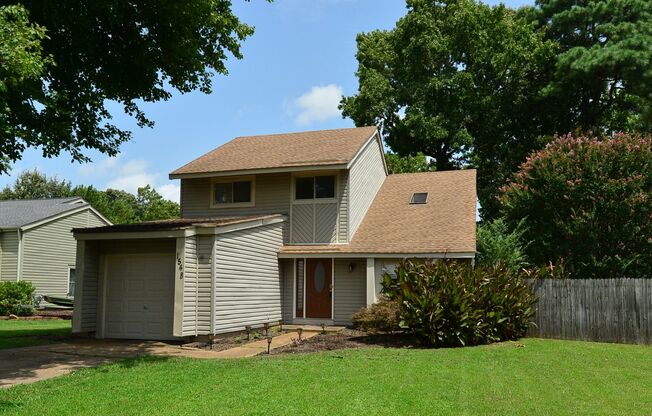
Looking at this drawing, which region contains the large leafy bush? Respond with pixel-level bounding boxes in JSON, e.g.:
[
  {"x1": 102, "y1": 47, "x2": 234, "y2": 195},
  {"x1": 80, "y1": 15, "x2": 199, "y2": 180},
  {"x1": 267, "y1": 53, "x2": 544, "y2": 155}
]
[
  {"x1": 383, "y1": 260, "x2": 536, "y2": 347},
  {"x1": 500, "y1": 133, "x2": 652, "y2": 279},
  {"x1": 0, "y1": 281, "x2": 36, "y2": 316},
  {"x1": 477, "y1": 218, "x2": 529, "y2": 270}
]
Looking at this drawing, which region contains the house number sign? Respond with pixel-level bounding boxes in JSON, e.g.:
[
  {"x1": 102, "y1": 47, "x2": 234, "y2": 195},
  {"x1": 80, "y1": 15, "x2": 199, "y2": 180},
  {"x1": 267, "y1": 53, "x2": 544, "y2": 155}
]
[{"x1": 177, "y1": 253, "x2": 184, "y2": 279}]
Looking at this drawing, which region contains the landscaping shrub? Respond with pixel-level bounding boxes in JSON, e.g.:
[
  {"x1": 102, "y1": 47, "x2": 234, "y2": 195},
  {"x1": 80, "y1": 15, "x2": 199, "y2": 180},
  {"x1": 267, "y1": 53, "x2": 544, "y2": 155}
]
[
  {"x1": 500, "y1": 132, "x2": 652, "y2": 279},
  {"x1": 477, "y1": 218, "x2": 529, "y2": 271},
  {"x1": 351, "y1": 296, "x2": 401, "y2": 332},
  {"x1": 382, "y1": 260, "x2": 536, "y2": 347},
  {"x1": 0, "y1": 281, "x2": 36, "y2": 316}
]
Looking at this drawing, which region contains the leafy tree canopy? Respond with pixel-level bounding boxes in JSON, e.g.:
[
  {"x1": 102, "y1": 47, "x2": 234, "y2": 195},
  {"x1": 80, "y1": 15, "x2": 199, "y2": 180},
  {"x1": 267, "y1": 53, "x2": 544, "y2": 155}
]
[
  {"x1": 385, "y1": 152, "x2": 433, "y2": 174},
  {"x1": 500, "y1": 133, "x2": 652, "y2": 279},
  {"x1": 0, "y1": 1, "x2": 255, "y2": 174},
  {"x1": 0, "y1": 170, "x2": 179, "y2": 224},
  {"x1": 342, "y1": 0, "x2": 652, "y2": 219}
]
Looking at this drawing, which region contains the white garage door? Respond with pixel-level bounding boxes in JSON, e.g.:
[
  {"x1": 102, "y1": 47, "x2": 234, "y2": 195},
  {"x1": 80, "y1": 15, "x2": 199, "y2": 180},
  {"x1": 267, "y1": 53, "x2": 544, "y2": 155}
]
[{"x1": 104, "y1": 254, "x2": 175, "y2": 340}]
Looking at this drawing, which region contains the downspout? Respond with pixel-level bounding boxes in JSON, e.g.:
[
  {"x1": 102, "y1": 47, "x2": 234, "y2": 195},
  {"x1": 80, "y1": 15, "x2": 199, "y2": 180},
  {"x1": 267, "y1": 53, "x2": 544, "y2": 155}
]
[{"x1": 16, "y1": 228, "x2": 23, "y2": 281}]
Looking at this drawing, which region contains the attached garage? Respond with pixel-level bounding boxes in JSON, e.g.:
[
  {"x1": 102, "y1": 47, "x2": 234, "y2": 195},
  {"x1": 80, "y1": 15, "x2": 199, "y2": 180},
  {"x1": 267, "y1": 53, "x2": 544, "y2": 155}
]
[
  {"x1": 72, "y1": 216, "x2": 286, "y2": 341},
  {"x1": 104, "y1": 254, "x2": 175, "y2": 340}
]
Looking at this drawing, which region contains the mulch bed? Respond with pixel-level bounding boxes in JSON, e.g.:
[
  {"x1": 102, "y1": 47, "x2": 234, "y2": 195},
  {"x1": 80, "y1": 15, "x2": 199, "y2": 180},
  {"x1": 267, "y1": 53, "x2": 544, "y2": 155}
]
[
  {"x1": 269, "y1": 329, "x2": 422, "y2": 355},
  {"x1": 183, "y1": 328, "x2": 281, "y2": 352},
  {"x1": 0, "y1": 309, "x2": 73, "y2": 320}
]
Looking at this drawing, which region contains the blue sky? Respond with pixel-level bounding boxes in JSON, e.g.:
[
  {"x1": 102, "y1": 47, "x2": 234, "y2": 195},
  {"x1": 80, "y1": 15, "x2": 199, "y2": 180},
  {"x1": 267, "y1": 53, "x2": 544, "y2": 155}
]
[{"x1": 1, "y1": 0, "x2": 533, "y2": 202}]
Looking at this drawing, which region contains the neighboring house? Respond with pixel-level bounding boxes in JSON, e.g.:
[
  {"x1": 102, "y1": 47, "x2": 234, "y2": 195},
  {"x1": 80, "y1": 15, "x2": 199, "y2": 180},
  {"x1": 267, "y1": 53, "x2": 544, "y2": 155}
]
[
  {"x1": 0, "y1": 198, "x2": 111, "y2": 300},
  {"x1": 72, "y1": 127, "x2": 476, "y2": 340}
]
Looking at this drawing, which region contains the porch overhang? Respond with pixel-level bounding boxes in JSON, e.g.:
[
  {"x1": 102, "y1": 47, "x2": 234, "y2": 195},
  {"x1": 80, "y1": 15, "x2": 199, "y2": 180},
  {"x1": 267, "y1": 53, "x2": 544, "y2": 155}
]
[
  {"x1": 73, "y1": 215, "x2": 286, "y2": 241},
  {"x1": 277, "y1": 245, "x2": 476, "y2": 259}
]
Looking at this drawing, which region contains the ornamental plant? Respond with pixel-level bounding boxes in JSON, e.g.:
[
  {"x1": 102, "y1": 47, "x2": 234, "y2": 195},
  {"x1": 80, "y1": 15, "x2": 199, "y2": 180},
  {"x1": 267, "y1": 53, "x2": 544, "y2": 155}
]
[
  {"x1": 500, "y1": 133, "x2": 652, "y2": 279},
  {"x1": 382, "y1": 260, "x2": 536, "y2": 347},
  {"x1": 0, "y1": 281, "x2": 36, "y2": 316}
]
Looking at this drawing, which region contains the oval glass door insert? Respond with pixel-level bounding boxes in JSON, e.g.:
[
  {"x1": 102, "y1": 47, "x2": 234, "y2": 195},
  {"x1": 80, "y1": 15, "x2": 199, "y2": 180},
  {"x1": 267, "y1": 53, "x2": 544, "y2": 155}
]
[{"x1": 314, "y1": 263, "x2": 325, "y2": 293}]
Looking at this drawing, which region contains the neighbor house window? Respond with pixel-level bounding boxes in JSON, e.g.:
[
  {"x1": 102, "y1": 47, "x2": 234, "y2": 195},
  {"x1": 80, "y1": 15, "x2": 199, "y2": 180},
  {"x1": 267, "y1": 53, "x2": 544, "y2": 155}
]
[
  {"x1": 68, "y1": 268, "x2": 76, "y2": 297},
  {"x1": 212, "y1": 177, "x2": 254, "y2": 207},
  {"x1": 295, "y1": 175, "x2": 336, "y2": 200}
]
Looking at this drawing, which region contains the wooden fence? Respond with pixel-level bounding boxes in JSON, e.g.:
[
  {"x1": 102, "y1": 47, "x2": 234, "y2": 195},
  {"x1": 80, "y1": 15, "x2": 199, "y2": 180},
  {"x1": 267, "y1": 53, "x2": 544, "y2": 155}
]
[{"x1": 527, "y1": 279, "x2": 652, "y2": 344}]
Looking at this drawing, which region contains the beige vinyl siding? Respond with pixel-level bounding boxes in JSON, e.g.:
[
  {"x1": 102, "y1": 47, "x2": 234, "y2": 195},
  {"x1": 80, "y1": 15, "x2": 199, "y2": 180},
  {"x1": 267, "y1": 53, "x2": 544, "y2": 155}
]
[
  {"x1": 280, "y1": 259, "x2": 293, "y2": 322},
  {"x1": 0, "y1": 231, "x2": 19, "y2": 281},
  {"x1": 80, "y1": 242, "x2": 100, "y2": 332},
  {"x1": 181, "y1": 235, "x2": 198, "y2": 336},
  {"x1": 180, "y1": 173, "x2": 291, "y2": 217},
  {"x1": 333, "y1": 258, "x2": 366, "y2": 325},
  {"x1": 291, "y1": 204, "x2": 313, "y2": 243},
  {"x1": 214, "y1": 222, "x2": 284, "y2": 333},
  {"x1": 348, "y1": 136, "x2": 386, "y2": 239},
  {"x1": 337, "y1": 170, "x2": 349, "y2": 242},
  {"x1": 196, "y1": 235, "x2": 213, "y2": 334},
  {"x1": 21, "y1": 210, "x2": 107, "y2": 296}
]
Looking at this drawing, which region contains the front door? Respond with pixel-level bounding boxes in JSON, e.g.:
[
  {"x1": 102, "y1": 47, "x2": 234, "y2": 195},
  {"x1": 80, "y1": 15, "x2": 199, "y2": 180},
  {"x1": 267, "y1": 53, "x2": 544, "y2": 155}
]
[{"x1": 306, "y1": 258, "x2": 332, "y2": 319}]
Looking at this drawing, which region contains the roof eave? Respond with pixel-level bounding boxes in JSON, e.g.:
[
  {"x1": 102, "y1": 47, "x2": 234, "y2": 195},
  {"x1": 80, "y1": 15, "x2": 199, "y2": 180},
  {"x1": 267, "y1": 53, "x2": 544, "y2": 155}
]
[{"x1": 168, "y1": 163, "x2": 349, "y2": 180}]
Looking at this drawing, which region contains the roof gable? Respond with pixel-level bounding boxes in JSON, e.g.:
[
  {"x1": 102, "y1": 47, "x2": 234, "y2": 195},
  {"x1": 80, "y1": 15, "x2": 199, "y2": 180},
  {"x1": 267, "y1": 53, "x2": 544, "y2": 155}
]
[
  {"x1": 0, "y1": 197, "x2": 92, "y2": 229},
  {"x1": 170, "y1": 126, "x2": 378, "y2": 178}
]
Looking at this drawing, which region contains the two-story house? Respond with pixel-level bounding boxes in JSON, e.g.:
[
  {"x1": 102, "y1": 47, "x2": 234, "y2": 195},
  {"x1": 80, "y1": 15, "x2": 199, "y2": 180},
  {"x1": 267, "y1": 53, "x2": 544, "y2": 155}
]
[{"x1": 71, "y1": 127, "x2": 476, "y2": 340}]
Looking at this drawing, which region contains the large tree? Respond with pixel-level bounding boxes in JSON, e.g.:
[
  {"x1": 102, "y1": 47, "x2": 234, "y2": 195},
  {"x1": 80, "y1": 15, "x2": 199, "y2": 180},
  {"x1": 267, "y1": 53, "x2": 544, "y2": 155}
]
[
  {"x1": 342, "y1": 0, "x2": 652, "y2": 219},
  {"x1": 0, "y1": 1, "x2": 254, "y2": 174}
]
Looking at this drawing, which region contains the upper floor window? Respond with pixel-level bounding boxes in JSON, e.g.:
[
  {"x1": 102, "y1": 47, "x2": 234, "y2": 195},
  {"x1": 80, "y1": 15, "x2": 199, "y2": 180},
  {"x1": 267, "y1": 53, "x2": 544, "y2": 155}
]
[
  {"x1": 211, "y1": 176, "x2": 254, "y2": 207},
  {"x1": 295, "y1": 175, "x2": 336, "y2": 200}
]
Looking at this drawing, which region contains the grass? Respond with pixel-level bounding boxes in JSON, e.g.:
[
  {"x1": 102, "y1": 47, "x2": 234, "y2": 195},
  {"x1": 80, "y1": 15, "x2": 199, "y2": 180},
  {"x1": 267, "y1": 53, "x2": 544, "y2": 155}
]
[
  {"x1": 0, "y1": 338, "x2": 650, "y2": 415},
  {"x1": 0, "y1": 320, "x2": 71, "y2": 349}
]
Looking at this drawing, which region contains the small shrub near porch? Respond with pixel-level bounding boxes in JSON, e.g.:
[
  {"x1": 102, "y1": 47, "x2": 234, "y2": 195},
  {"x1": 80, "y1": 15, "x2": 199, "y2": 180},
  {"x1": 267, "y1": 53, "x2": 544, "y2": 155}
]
[
  {"x1": 0, "y1": 281, "x2": 36, "y2": 316},
  {"x1": 382, "y1": 260, "x2": 536, "y2": 347}
]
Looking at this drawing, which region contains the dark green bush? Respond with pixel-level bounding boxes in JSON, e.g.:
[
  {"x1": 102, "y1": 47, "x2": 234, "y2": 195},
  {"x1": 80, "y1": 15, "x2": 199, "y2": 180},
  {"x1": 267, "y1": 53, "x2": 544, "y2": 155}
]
[
  {"x1": 0, "y1": 281, "x2": 36, "y2": 316},
  {"x1": 382, "y1": 260, "x2": 536, "y2": 347},
  {"x1": 351, "y1": 295, "x2": 401, "y2": 332},
  {"x1": 477, "y1": 218, "x2": 529, "y2": 271}
]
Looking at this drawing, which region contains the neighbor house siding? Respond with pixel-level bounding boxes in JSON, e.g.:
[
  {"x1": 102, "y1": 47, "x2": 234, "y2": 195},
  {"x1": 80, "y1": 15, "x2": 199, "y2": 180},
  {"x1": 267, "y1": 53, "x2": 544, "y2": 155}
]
[
  {"x1": 348, "y1": 136, "x2": 386, "y2": 239},
  {"x1": 280, "y1": 259, "x2": 294, "y2": 322},
  {"x1": 0, "y1": 231, "x2": 19, "y2": 281},
  {"x1": 21, "y1": 210, "x2": 107, "y2": 296},
  {"x1": 213, "y1": 222, "x2": 284, "y2": 333},
  {"x1": 333, "y1": 258, "x2": 366, "y2": 325}
]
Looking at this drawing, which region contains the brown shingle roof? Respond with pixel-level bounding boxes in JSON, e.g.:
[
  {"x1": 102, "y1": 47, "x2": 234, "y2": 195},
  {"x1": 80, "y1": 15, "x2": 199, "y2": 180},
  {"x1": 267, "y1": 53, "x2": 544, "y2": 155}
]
[
  {"x1": 279, "y1": 170, "x2": 477, "y2": 255},
  {"x1": 170, "y1": 126, "x2": 378, "y2": 177}
]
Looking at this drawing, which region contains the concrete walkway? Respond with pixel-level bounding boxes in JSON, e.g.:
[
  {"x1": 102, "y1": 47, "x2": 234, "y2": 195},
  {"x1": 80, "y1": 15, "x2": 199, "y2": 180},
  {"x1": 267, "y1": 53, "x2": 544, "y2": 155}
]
[{"x1": 0, "y1": 331, "x2": 318, "y2": 388}]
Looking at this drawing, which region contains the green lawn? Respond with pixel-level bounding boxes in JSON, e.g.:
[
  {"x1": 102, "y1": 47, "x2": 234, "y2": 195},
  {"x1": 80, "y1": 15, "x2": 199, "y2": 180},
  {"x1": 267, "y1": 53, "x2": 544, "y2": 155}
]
[
  {"x1": 0, "y1": 338, "x2": 650, "y2": 415},
  {"x1": 0, "y1": 319, "x2": 71, "y2": 349}
]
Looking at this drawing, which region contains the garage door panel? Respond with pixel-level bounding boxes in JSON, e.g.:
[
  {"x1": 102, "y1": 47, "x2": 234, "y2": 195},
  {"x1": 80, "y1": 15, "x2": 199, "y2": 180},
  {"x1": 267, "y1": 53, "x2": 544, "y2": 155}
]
[{"x1": 104, "y1": 254, "x2": 175, "y2": 340}]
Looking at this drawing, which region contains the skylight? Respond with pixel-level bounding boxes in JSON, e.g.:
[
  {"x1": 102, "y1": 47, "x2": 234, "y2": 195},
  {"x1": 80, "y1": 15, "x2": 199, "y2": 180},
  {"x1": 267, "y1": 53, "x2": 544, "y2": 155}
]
[{"x1": 410, "y1": 192, "x2": 428, "y2": 204}]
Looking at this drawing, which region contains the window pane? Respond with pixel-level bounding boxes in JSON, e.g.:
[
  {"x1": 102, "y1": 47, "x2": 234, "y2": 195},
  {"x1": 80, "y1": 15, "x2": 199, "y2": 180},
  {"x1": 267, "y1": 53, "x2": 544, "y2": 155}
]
[
  {"x1": 233, "y1": 181, "x2": 251, "y2": 203},
  {"x1": 215, "y1": 183, "x2": 233, "y2": 204},
  {"x1": 315, "y1": 176, "x2": 335, "y2": 198},
  {"x1": 295, "y1": 177, "x2": 314, "y2": 199},
  {"x1": 68, "y1": 268, "x2": 76, "y2": 296}
]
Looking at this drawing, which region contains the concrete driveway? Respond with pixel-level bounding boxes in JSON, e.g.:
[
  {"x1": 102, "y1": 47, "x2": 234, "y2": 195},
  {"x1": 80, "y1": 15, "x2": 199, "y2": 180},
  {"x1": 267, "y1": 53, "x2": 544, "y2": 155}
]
[{"x1": 0, "y1": 339, "x2": 195, "y2": 389}]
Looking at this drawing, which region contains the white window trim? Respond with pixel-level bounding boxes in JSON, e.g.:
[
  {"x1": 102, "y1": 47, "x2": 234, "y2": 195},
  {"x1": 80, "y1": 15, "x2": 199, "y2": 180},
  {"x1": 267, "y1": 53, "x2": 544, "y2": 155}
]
[
  {"x1": 67, "y1": 266, "x2": 76, "y2": 297},
  {"x1": 209, "y1": 175, "x2": 256, "y2": 209},
  {"x1": 291, "y1": 173, "x2": 338, "y2": 205}
]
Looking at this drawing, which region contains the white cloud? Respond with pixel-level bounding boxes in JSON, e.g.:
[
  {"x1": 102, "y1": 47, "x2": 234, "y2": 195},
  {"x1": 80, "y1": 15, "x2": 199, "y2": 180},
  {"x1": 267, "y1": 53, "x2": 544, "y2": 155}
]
[
  {"x1": 290, "y1": 84, "x2": 343, "y2": 125},
  {"x1": 79, "y1": 157, "x2": 180, "y2": 203}
]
